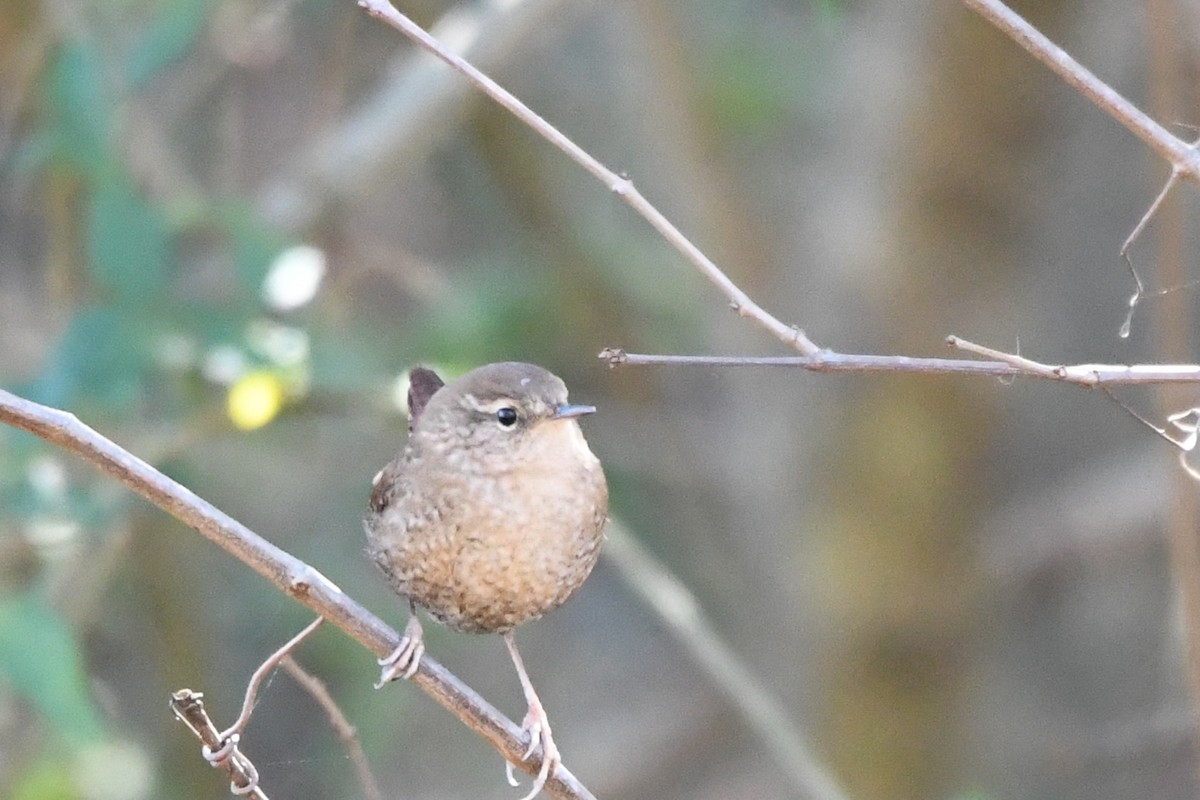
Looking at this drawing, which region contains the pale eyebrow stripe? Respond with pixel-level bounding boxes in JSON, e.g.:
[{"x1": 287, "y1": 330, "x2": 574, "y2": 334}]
[{"x1": 462, "y1": 394, "x2": 519, "y2": 413}]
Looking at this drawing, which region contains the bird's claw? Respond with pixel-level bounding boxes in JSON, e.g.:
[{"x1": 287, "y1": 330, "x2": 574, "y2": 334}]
[
  {"x1": 374, "y1": 636, "x2": 423, "y2": 686},
  {"x1": 374, "y1": 617, "x2": 425, "y2": 687},
  {"x1": 505, "y1": 707, "x2": 560, "y2": 800}
]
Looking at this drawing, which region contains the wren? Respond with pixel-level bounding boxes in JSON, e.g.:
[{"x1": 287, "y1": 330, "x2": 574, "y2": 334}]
[{"x1": 364, "y1": 362, "x2": 608, "y2": 799}]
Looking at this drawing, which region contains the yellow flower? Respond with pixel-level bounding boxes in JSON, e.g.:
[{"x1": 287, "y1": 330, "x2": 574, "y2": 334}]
[{"x1": 227, "y1": 370, "x2": 285, "y2": 431}]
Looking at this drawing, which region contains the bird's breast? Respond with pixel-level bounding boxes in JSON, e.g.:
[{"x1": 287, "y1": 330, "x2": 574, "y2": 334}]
[{"x1": 378, "y1": 437, "x2": 607, "y2": 633}]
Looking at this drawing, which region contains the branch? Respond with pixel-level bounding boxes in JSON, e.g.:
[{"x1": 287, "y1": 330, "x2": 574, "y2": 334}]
[
  {"x1": 353, "y1": 0, "x2": 818, "y2": 357},
  {"x1": 350, "y1": 0, "x2": 1200, "y2": 386},
  {"x1": 281, "y1": 656, "x2": 385, "y2": 800},
  {"x1": 0, "y1": 389, "x2": 594, "y2": 800},
  {"x1": 603, "y1": 523, "x2": 849, "y2": 800},
  {"x1": 260, "y1": 0, "x2": 579, "y2": 232},
  {"x1": 599, "y1": 345, "x2": 1200, "y2": 387},
  {"x1": 962, "y1": 0, "x2": 1200, "y2": 182}
]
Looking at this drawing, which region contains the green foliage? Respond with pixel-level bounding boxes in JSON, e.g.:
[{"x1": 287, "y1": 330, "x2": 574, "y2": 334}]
[
  {"x1": 219, "y1": 202, "x2": 291, "y2": 292},
  {"x1": 25, "y1": 27, "x2": 302, "y2": 415},
  {"x1": 87, "y1": 174, "x2": 174, "y2": 303},
  {"x1": 422, "y1": 255, "x2": 553, "y2": 362},
  {"x1": 44, "y1": 42, "x2": 110, "y2": 172},
  {"x1": 30, "y1": 306, "x2": 147, "y2": 410},
  {"x1": 126, "y1": 0, "x2": 211, "y2": 89},
  {"x1": 692, "y1": 0, "x2": 841, "y2": 139},
  {"x1": 9, "y1": 758, "x2": 77, "y2": 800},
  {"x1": 814, "y1": 0, "x2": 842, "y2": 22},
  {"x1": 0, "y1": 593, "x2": 105, "y2": 748},
  {"x1": 704, "y1": 42, "x2": 794, "y2": 137},
  {"x1": 31, "y1": 40, "x2": 176, "y2": 412}
]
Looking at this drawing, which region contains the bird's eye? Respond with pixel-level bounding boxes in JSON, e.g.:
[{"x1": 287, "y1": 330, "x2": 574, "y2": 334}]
[{"x1": 496, "y1": 407, "x2": 519, "y2": 427}]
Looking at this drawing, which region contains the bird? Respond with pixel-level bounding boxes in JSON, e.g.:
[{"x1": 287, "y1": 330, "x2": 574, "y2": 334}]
[{"x1": 365, "y1": 362, "x2": 609, "y2": 799}]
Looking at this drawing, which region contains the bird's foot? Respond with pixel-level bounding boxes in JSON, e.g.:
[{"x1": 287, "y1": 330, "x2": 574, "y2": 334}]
[
  {"x1": 504, "y1": 702, "x2": 560, "y2": 800},
  {"x1": 374, "y1": 615, "x2": 425, "y2": 687}
]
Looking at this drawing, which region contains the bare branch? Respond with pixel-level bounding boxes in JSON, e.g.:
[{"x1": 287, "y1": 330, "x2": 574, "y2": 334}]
[
  {"x1": 281, "y1": 656, "x2": 385, "y2": 800},
  {"x1": 604, "y1": 523, "x2": 849, "y2": 800},
  {"x1": 353, "y1": 0, "x2": 818, "y2": 356},
  {"x1": 261, "y1": 0, "x2": 579, "y2": 232},
  {"x1": 0, "y1": 389, "x2": 593, "y2": 800},
  {"x1": 962, "y1": 0, "x2": 1200, "y2": 181},
  {"x1": 599, "y1": 346, "x2": 1200, "y2": 387}
]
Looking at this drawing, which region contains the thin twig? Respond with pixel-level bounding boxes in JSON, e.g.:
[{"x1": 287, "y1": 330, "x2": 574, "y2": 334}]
[
  {"x1": 603, "y1": 523, "x2": 849, "y2": 800},
  {"x1": 0, "y1": 389, "x2": 593, "y2": 800},
  {"x1": 172, "y1": 619, "x2": 325, "y2": 798},
  {"x1": 350, "y1": 0, "x2": 1200, "y2": 393},
  {"x1": 1118, "y1": 169, "x2": 1180, "y2": 339},
  {"x1": 262, "y1": 0, "x2": 578, "y2": 231},
  {"x1": 280, "y1": 656, "x2": 385, "y2": 800},
  {"x1": 1098, "y1": 387, "x2": 1192, "y2": 451},
  {"x1": 599, "y1": 346, "x2": 1200, "y2": 386},
  {"x1": 945, "y1": 338, "x2": 1063, "y2": 379},
  {"x1": 965, "y1": 0, "x2": 1200, "y2": 345},
  {"x1": 353, "y1": 0, "x2": 818, "y2": 356},
  {"x1": 946, "y1": 336, "x2": 1200, "y2": 387},
  {"x1": 962, "y1": 0, "x2": 1200, "y2": 182},
  {"x1": 219, "y1": 618, "x2": 326, "y2": 742}
]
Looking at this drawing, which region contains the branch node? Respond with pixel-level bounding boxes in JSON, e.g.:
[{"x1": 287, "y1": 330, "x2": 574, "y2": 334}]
[
  {"x1": 354, "y1": 0, "x2": 809, "y2": 387},
  {"x1": 288, "y1": 564, "x2": 342, "y2": 597},
  {"x1": 597, "y1": 347, "x2": 627, "y2": 367}
]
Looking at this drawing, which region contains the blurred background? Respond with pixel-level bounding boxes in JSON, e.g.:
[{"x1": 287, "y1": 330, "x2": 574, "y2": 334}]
[{"x1": 2, "y1": 0, "x2": 1199, "y2": 798}]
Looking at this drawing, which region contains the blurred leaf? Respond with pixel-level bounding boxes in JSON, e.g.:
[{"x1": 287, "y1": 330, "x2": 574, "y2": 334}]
[
  {"x1": 126, "y1": 0, "x2": 210, "y2": 88},
  {"x1": 9, "y1": 757, "x2": 78, "y2": 800},
  {"x1": 0, "y1": 592, "x2": 105, "y2": 746},
  {"x1": 409, "y1": 255, "x2": 548, "y2": 363},
  {"x1": 0, "y1": 444, "x2": 112, "y2": 538},
  {"x1": 574, "y1": 221, "x2": 700, "y2": 350},
  {"x1": 45, "y1": 42, "x2": 111, "y2": 172},
  {"x1": 815, "y1": 0, "x2": 842, "y2": 20},
  {"x1": 31, "y1": 306, "x2": 147, "y2": 409},
  {"x1": 704, "y1": 42, "x2": 792, "y2": 136},
  {"x1": 219, "y1": 204, "x2": 286, "y2": 292},
  {"x1": 87, "y1": 175, "x2": 173, "y2": 303},
  {"x1": 309, "y1": 320, "x2": 385, "y2": 393}
]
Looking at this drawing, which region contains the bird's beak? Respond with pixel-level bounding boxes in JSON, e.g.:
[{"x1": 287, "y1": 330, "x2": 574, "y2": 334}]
[{"x1": 552, "y1": 403, "x2": 597, "y2": 420}]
